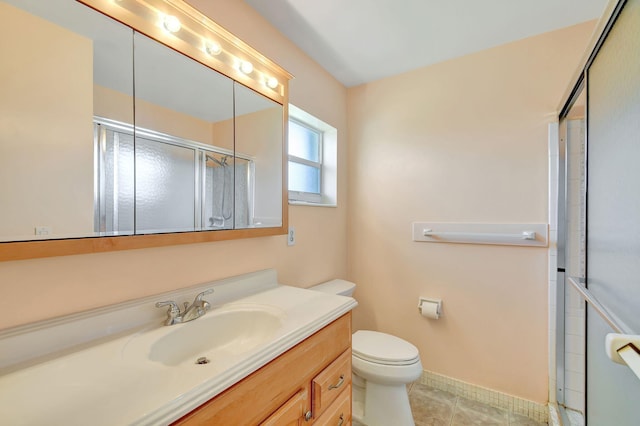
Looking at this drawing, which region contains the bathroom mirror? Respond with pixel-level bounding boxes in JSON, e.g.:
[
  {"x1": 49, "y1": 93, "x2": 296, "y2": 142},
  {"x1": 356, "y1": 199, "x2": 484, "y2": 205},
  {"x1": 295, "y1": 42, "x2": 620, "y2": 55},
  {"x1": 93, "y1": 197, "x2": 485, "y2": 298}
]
[
  {"x1": 0, "y1": 0, "x2": 289, "y2": 260},
  {"x1": 0, "y1": 0, "x2": 135, "y2": 241},
  {"x1": 234, "y1": 83, "x2": 283, "y2": 229}
]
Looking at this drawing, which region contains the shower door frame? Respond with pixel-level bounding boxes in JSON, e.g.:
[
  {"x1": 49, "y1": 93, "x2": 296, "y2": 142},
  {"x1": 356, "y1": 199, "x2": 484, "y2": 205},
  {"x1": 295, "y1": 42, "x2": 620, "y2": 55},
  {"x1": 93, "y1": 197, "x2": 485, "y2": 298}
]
[{"x1": 555, "y1": 77, "x2": 586, "y2": 424}]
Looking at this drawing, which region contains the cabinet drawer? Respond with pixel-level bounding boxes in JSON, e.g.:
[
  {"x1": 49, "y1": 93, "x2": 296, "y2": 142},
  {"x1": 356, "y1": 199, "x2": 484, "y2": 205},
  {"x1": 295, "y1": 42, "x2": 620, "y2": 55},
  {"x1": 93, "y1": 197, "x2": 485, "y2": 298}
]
[
  {"x1": 312, "y1": 349, "x2": 351, "y2": 418},
  {"x1": 313, "y1": 384, "x2": 351, "y2": 426}
]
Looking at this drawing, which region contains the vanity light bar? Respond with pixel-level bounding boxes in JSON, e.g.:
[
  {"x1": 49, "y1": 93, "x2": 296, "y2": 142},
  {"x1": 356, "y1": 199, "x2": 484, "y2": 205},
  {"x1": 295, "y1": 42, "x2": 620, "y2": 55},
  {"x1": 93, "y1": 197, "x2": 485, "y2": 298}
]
[{"x1": 78, "y1": 0, "x2": 292, "y2": 102}]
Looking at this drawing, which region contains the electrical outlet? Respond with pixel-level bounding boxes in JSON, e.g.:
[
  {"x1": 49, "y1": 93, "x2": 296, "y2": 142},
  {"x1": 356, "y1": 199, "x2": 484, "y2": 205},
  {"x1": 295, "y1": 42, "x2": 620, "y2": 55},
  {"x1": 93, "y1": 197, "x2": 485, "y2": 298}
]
[
  {"x1": 34, "y1": 226, "x2": 51, "y2": 236},
  {"x1": 287, "y1": 227, "x2": 295, "y2": 246}
]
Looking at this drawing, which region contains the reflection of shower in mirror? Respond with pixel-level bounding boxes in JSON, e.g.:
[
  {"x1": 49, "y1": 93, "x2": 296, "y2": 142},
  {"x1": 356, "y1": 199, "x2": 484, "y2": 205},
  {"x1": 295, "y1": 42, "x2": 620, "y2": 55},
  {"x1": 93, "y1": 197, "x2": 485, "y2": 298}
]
[
  {"x1": 206, "y1": 154, "x2": 233, "y2": 229},
  {"x1": 94, "y1": 118, "x2": 254, "y2": 235}
]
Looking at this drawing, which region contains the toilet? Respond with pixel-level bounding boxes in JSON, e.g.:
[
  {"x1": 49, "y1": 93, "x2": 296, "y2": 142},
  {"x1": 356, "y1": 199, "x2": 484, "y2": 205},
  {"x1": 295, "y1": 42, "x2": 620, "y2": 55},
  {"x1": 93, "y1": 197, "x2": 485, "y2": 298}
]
[{"x1": 309, "y1": 279, "x2": 423, "y2": 426}]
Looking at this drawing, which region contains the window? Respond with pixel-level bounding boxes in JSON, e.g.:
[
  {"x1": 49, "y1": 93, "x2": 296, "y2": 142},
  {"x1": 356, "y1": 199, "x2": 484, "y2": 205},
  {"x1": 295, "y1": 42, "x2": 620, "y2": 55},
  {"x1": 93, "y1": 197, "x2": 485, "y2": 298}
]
[
  {"x1": 288, "y1": 118, "x2": 322, "y2": 202},
  {"x1": 288, "y1": 105, "x2": 337, "y2": 206}
]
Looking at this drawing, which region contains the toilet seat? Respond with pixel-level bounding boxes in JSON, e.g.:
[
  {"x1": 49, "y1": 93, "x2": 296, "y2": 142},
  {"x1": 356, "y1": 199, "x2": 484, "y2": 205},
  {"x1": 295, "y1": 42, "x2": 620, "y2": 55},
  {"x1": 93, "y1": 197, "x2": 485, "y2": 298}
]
[{"x1": 352, "y1": 330, "x2": 420, "y2": 366}]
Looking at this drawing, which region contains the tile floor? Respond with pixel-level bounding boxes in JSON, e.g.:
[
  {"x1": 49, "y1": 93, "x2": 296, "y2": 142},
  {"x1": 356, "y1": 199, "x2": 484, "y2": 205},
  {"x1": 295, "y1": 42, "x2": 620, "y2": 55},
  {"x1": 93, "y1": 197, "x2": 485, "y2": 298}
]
[
  {"x1": 409, "y1": 383, "x2": 546, "y2": 426},
  {"x1": 408, "y1": 382, "x2": 548, "y2": 426}
]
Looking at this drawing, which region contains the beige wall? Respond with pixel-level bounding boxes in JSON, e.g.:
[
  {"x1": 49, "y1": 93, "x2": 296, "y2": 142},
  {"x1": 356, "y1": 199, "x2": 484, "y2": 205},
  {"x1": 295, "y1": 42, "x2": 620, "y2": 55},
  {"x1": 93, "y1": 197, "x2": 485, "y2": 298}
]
[
  {"x1": 347, "y1": 21, "x2": 595, "y2": 403},
  {"x1": 0, "y1": 0, "x2": 348, "y2": 330},
  {"x1": 0, "y1": 3, "x2": 94, "y2": 239}
]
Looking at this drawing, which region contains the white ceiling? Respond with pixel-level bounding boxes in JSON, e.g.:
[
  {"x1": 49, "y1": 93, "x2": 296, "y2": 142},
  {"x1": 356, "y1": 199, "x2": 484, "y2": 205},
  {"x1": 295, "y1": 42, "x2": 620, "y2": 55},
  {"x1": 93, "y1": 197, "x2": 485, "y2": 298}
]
[{"x1": 244, "y1": 0, "x2": 609, "y2": 87}]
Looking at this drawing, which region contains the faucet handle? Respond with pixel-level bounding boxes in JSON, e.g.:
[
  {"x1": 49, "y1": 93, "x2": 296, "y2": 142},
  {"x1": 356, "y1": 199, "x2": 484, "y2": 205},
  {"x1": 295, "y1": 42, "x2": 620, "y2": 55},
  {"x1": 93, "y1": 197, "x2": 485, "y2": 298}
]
[
  {"x1": 194, "y1": 288, "x2": 214, "y2": 303},
  {"x1": 192, "y1": 289, "x2": 213, "y2": 315},
  {"x1": 156, "y1": 300, "x2": 182, "y2": 326},
  {"x1": 155, "y1": 300, "x2": 180, "y2": 315}
]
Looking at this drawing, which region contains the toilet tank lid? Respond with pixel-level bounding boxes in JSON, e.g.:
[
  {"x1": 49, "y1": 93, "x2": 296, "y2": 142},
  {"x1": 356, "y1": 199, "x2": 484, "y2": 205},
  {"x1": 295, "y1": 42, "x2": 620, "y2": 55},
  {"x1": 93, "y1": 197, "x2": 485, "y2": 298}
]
[{"x1": 308, "y1": 279, "x2": 355, "y2": 296}]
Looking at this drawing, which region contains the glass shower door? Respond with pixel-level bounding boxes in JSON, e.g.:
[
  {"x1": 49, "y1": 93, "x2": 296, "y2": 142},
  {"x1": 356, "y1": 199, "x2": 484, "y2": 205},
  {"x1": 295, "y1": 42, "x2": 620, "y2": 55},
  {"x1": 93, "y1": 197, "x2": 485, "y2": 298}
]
[{"x1": 585, "y1": 0, "x2": 640, "y2": 424}]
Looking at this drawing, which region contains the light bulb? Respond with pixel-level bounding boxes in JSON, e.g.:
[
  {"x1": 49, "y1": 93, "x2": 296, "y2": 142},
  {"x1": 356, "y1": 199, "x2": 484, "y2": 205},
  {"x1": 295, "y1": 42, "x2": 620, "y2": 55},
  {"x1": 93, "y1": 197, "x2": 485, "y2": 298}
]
[
  {"x1": 239, "y1": 60, "x2": 253, "y2": 74},
  {"x1": 162, "y1": 15, "x2": 181, "y2": 33},
  {"x1": 266, "y1": 77, "x2": 278, "y2": 89},
  {"x1": 205, "y1": 41, "x2": 222, "y2": 56}
]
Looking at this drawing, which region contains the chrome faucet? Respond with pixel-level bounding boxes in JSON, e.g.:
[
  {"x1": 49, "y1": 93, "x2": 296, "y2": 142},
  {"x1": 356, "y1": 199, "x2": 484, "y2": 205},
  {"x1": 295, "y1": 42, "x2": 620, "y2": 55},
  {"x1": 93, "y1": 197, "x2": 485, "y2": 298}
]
[{"x1": 155, "y1": 289, "x2": 214, "y2": 326}]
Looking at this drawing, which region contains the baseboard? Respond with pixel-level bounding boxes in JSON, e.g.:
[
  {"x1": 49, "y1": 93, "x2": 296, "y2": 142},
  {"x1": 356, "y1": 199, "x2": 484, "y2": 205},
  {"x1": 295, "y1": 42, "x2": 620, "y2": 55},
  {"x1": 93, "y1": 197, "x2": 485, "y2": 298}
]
[{"x1": 420, "y1": 370, "x2": 549, "y2": 423}]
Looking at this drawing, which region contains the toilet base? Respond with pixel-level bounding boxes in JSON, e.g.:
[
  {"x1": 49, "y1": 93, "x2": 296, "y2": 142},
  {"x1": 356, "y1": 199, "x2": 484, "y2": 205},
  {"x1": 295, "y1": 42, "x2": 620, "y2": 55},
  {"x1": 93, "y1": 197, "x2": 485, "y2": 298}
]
[
  {"x1": 352, "y1": 374, "x2": 415, "y2": 426},
  {"x1": 352, "y1": 376, "x2": 366, "y2": 423}
]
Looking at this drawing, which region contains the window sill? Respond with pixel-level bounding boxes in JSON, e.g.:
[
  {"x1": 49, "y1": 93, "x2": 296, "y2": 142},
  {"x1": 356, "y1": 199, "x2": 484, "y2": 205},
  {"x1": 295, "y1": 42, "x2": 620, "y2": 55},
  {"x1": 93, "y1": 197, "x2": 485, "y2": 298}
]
[{"x1": 288, "y1": 200, "x2": 337, "y2": 208}]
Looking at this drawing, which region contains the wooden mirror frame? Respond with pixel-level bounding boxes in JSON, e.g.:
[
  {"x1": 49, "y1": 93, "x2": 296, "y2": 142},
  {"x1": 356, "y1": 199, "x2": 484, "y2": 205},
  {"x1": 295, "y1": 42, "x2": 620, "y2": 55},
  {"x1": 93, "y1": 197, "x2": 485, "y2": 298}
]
[{"x1": 0, "y1": 0, "x2": 291, "y2": 262}]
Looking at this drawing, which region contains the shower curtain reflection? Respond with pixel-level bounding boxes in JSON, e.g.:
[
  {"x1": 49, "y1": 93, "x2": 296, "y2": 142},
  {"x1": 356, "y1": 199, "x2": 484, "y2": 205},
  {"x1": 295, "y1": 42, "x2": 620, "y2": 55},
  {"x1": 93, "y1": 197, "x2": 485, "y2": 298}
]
[
  {"x1": 204, "y1": 155, "x2": 251, "y2": 229},
  {"x1": 205, "y1": 154, "x2": 232, "y2": 229}
]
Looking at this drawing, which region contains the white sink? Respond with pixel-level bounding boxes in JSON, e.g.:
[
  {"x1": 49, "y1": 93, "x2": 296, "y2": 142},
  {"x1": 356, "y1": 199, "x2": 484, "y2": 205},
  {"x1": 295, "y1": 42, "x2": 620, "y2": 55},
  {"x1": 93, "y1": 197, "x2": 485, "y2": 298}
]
[
  {"x1": 0, "y1": 275, "x2": 358, "y2": 426},
  {"x1": 123, "y1": 304, "x2": 286, "y2": 367}
]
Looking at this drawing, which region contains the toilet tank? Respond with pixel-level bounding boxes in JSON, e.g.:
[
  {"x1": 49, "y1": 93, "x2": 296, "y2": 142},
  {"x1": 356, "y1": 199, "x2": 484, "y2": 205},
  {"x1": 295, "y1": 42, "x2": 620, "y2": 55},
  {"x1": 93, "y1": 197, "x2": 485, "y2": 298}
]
[{"x1": 308, "y1": 279, "x2": 356, "y2": 297}]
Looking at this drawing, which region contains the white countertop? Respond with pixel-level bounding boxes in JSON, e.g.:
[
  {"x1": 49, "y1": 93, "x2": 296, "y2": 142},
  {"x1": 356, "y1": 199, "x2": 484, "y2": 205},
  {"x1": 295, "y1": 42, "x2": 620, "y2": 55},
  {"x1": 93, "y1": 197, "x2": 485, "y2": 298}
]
[{"x1": 0, "y1": 275, "x2": 356, "y2": 425}]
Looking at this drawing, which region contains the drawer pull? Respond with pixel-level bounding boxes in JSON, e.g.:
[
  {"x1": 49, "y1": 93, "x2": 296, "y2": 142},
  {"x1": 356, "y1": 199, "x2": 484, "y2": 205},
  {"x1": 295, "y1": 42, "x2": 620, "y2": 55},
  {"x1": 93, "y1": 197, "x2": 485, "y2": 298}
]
[
  {"x1": 304, "y1": 410, "x2": 312, "y2": 422},
  {"x1": 337, "y1": 414, "x2": 344, "y2": 426},
  {"x1": 328, "y1": 374, "x2": 345, "y2": 390}
]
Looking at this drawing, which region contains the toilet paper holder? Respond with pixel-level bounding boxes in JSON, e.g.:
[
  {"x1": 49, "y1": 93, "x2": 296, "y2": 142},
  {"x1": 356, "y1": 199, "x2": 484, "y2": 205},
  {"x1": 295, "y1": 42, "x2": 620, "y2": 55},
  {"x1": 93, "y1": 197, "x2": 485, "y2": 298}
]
[{"x1": 418, "y1": 297, "x2": 442, "y2": 319}]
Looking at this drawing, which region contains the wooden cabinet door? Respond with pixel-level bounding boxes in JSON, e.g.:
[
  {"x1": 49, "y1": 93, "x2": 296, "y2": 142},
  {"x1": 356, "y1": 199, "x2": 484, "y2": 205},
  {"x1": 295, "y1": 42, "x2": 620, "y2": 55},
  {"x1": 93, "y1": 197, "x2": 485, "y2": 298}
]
[{"x1": 260, "y1": 388, "x2": 308, "y2": 426}]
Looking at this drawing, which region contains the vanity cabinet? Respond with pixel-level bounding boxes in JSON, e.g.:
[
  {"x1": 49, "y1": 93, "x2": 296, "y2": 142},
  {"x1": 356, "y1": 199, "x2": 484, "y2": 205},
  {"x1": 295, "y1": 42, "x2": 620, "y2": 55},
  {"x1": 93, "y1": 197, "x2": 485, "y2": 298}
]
[{"x1": 172, "y1": 312, "x2": 352, "y2": 425}]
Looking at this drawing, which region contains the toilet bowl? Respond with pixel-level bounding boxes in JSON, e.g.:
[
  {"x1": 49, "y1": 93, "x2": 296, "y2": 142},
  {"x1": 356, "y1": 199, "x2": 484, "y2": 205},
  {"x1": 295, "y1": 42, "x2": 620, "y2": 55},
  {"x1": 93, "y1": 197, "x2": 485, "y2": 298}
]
[{"x1": 309, "y1": 279, "x2": 423, "y2": 426}]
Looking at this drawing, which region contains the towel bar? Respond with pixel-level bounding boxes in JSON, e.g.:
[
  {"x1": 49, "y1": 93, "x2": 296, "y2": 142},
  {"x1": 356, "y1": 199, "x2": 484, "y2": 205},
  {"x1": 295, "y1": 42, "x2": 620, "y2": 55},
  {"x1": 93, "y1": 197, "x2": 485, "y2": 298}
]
[{"x1": 412, "y1": 222, "x2": 548, "y2": 247}]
